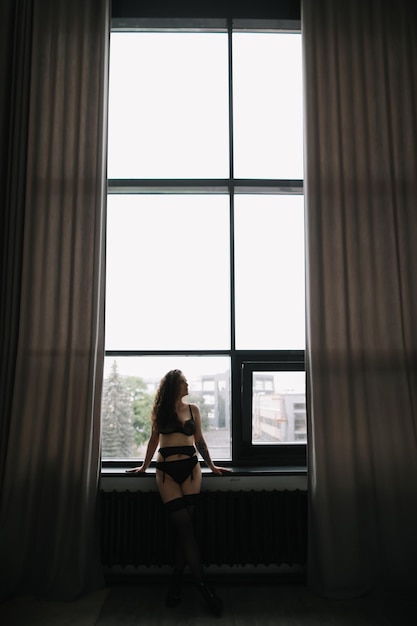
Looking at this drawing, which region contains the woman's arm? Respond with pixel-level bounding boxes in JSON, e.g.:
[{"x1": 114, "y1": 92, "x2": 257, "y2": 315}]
[
  {"x1": 192, "y1": 403, "x2": 231, "y2": 475},
  {"x1": 126, "y1": 427, "x2": 159, "y2": 473},
  {"x1": 196, "y1": 434, "x2": 216, "y2": 472}
]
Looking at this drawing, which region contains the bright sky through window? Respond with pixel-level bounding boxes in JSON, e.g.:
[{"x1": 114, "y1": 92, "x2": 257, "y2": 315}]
[
  {"x1": 232, "y1": 32, "x2": 303, "y2": 179},
  {"x1": 106, "y1": 31, "x2": 304, "y2": 353},
  {"x1": 105, "y1": 194, "x2": 230, "y2": 351},
  {"x1": 107, "y1": 31, "x2": 303, "y2": 179},
  {"x1": 107, "y1": 32, "x2": 229, "y2": 179}
]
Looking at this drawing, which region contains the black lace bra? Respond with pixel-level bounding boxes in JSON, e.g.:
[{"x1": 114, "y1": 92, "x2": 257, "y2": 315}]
[{"x1": 159, "y1": 404, "x2": 196, "y2": 436}]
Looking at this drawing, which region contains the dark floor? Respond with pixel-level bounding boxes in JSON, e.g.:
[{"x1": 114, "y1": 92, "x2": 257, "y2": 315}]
[
  {"x1": 2, "y1": 578, "x2": 416, "y2": 626},
  {"x1": 96, "y1": 580, "x2": 416, "y2": 626}
]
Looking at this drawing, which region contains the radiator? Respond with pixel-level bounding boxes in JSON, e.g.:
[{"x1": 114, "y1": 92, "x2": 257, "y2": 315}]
[{"x1": 100, "y1": 489, "x2": 307, "y2": 568}]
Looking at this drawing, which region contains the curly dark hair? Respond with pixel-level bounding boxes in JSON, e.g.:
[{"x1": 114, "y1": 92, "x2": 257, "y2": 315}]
[{"x1": 152, "y1": 369, "x2": 183, "y2": 432}]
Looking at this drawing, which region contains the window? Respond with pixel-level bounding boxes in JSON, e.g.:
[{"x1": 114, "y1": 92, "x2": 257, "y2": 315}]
[{"x1": 103, "y1": 11, "x2": 305, "y2": 468}]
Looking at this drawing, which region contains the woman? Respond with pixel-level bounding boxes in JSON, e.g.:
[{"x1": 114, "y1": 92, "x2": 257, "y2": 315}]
[{"x1": 127, "y1": 369, "x2": 230, "y2": 616}]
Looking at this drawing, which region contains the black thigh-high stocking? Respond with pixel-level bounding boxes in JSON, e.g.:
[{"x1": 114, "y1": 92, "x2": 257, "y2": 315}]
[
  {"x1": 165, "y1": 496, "x2": 202, "y2": 583},
  {"x1": 165, "y1": 495, "x2": 223, "y2": 616},
  {"x1": 172, "y1": 495, "x2": 197, "y2": 574}
]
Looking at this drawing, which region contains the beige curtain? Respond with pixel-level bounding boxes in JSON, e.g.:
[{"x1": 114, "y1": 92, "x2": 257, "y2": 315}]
[
  {"x1": 303, "y1": 0, "x2": 417, "y2": 597},
  {"x1": 0, "y1": 0, "x2": 109, "y2": 599}
]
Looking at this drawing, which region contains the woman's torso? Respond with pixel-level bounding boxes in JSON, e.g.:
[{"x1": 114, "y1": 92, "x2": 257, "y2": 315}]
[{"x1": 157, "y1": 403, "x2": 196, "y2": 461}]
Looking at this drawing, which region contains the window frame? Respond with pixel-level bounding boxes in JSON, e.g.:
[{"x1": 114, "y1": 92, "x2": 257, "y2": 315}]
[
  {"x1": 104, "y1": 10, "x2": 305, "y2": 471},
  {"x1": 236, "y1": 353, "x2": 306, "y2": 466}
]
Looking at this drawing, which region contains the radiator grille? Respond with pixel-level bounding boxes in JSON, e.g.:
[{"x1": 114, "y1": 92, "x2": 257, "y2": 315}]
[{"x1": 100, "y1": 489, "x2": 307, "y2": 568}]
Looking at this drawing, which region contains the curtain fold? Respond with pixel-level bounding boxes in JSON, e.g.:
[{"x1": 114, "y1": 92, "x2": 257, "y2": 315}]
[
  {"x1": 0, "y1": 0, "x2": 109, "y2": 600},
  {"x1": 0, "y1": 0, "x2": 32, "y2": 497},
  {"x1": 303, "y1": 0, "x2": 417, "y2": 597}
]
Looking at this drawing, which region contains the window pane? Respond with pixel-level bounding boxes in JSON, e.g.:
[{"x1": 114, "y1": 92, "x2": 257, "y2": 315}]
[
  {"x1": 252, "y1": 371, "x2": 306, "y2": 444},
  {"x1": 233, "y1": 32, "x2": 303, "y2": 179},
  {"x1": 234, "y1": 195, "x2": 305, "y2": 350},
  {"x1": 102, "y1": 355, "x2": 231, "y2": 460},
  {"x1": 108, "y1": 32, "x2": 229, "y2": 178},
  {"x1": 105, "y1": 194, "x2": 230, "y2": 350}
]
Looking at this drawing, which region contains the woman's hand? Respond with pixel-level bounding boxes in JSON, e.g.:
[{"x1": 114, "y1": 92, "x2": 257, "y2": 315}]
[
  {"x1": 125, "y1": 465, "x2": 147, "y2": 474},
  {"x1": 210, "y1": 464, "x2": 232, "y2": 476}
]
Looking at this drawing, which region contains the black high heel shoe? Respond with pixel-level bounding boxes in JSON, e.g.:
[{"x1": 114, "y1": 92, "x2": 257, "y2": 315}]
[{"x1": 197, "y1": 581, "x2": 223, "y2": 617}]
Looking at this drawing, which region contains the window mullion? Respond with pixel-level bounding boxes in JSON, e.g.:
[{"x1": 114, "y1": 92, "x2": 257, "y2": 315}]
[{"x1": 228, "y1": 19, "x2": 238, "y2": 456}]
